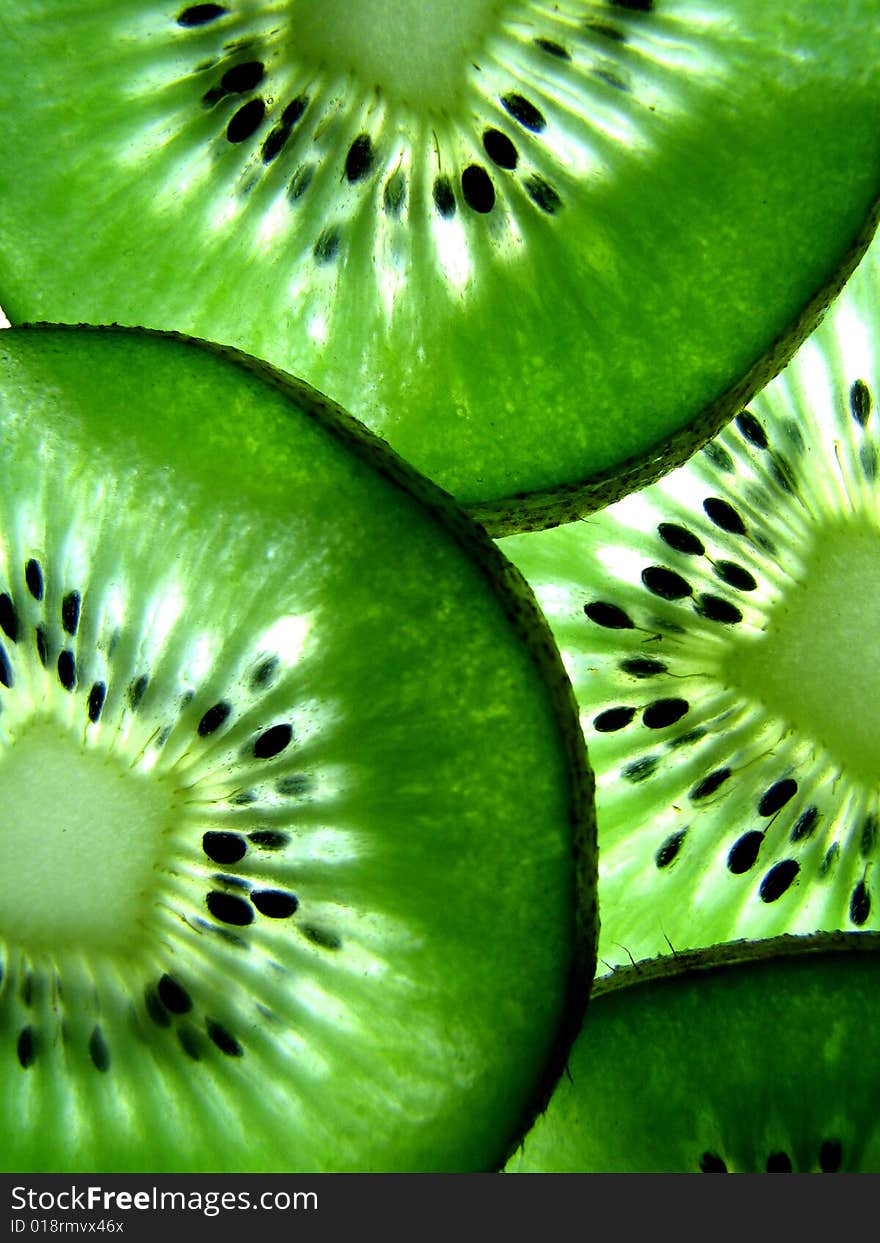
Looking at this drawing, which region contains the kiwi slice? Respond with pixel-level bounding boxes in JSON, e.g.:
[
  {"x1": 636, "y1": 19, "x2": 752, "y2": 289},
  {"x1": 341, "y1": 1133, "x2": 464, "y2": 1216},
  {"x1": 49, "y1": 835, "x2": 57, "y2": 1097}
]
[
  {"x1": 0, "y1": 324, "x2": 594, "y2": 1172},
  {"x1": 501, "y1": 232, "x2": 880, "y2": 972},
  {"x1": 1, "y1": 4, "x2": 878, "y2": 532},
  {"x1": 506, "y1": 932, "x2": 880, "y2": 1173}
]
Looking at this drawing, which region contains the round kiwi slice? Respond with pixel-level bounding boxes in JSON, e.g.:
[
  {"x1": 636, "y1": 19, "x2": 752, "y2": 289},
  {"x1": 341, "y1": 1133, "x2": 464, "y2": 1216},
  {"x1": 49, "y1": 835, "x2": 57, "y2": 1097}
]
[
  {"x1": 501, "y1": 232, "x2": 880, "y2": 972},
  {"x1": 0, "y1": 4, "x2": 878, "y2": 532},
  {"x1": 0, "y1": 324, "x2": 594, "y2": 1173},
  {"x1": 506, "y1": 932, "x2": 880, "y2": 1173}
]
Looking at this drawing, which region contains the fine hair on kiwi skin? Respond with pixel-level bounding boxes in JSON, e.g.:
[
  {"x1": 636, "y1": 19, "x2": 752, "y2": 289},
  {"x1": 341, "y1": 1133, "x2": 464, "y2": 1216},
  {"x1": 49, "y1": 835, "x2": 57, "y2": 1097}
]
[
  {"x1": 0, "y1": 322, "x2": 597, "y2": 1174},
  {"x1": 499, "y1": 229, "x2": 880, "y2": 975},
  {"x1": 0, "y1": 4, "x2": 879, "y2": 533},
  {"x1": 506, "y1": 930, "x2": 880, "y2": 1174}
]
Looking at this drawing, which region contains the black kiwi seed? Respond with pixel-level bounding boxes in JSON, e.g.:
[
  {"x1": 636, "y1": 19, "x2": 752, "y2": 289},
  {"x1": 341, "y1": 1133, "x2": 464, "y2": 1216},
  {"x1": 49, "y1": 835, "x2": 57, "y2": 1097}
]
[
  {"x1": 206, "y1": 890, "x2": 254, "y2": 926},
  {"x1": 25, "y1": 557, "x2": 43, "y2": 600},
  {"x1": 658, "y1": 522, "x2": 704, "y2": 556},
  {"x1": 758, "y1": 859, "x2": 799, "y2": 902},
  {"x1": 220, "y1": 61, "x2": 264, "y2": 94},
  {"x1": 177, "y1": 1025, "x2": 203, "y2": 1061},
  {"x1": 288, "y1": 164, "x2": 314, "y2": 202},
  {"x1": 594, "y1": 706, "x2": 636, "y2": 732},
  {"x1": 251, "y1": 889, "x2": 299, "y2": 919},
  {"x1": 766, "y1": 1151, "x2": 793, "y2": 1172},
  {"x1": 461, "y1": 164, "x2": 495, "y2": 214},
  {"x1": 620, "y1": 657, "x2": 667, "y2": 678},
  {"x1": 57, "y1": 650, "x2": 76, "y2": 691},
  {"x1": 313, "y1": 227, "x2": 340, "y2": 263},
  {"x1": 860, "y1": 815, "x2": 877, "y2": 856},
  {"x1": 610, "y1": 0, "x2": 654, "y2": 10},
  {"x1": 689, "y1": 768, "x2": 732, "y2": 801},
  {"x1": 345, "y1": 133, "x2": 375, "y2": 183},
  {"x1": 202, "y1": 831, "x2": 247, "y2": 864},
  {"x1": 87, "y1": 681, "x2": 106, "y2": 723},
  {"x1": 89, "y1": 1027, "x2": 110, "y2": 1073},
  {"x1": 127, "y1": 674, "x2": 148, "y2": 710},
  {"x1": 534, "y1": 37, "x2": 571, "y2": 59},
  {"x1": 253, "y1": 723, "x2": 292, "y2": 759},
  {"x1": 206, "y1": 1019, "x2": 243, "y2": 1057},
  {"x1": 482, "y1": 128, "x2": 518, "y2": 170},
  {"x1": 655, "y1": 829, "x2": 686, "y2": 869},
  {"x1": 35, "y1": 625, "x2": 48, "y2": 667},
  {"x1": 433, "y1": 176, "x2": 456, "y2": 218},
  {"x1": 197, "y1": 701, "x2": 231, "y2": 736},
  {"x1": 0, "y1": 593, "x2": 18, "y2": 641},
  {"x1": 0, "y1": 646, "x2": 12, "y2": 688},
  {"x1": 727, "y1": 831, "x2": 764, "y2": 874},
  {"x1": 383, "y1": 170, "x2": 406, "y2": 215},
  {"x1": 61, "y1": 590, "x2": 81, "y2": 634},
  {"x1": 758, "y1": 778, "x2": 797, "y2": 817},
  {"x1": 694, "y1": 594, "x2": 742, "y2": 625},
  {"x1": 585, "y1": 600, "x2": 633, "y2": 629},
  {"x1": 523, "y1": 175, "x2": 561, "y2": 216},
  {"x1": 699, "y1": 1152, "x2": 728, "y2": 1173},
  {"x1": 850, "y1": 379, "x2": 872, "y2": 427},
  {"x1": 642, "y1": 698, "x2": 689, "y2": 729},
  {"x1": 703, "y1": 497, "x2": 747, "y2": 535},
  {"x1": 144, "y1": 985, "x2": 171, "y2": 1028},
  {"x1": 712, "y1": 561, "x2": 757, "y2": 592},
  {"x1": 226, "y1": 97, "x2": 265, "y2": 144},
  {"x1": 623, "y1": 756, "x2": 658, "y2": 784},
  {"x1": 282, "y1": 96, "x2": 309, "y2": 127},
  {"x1": 735, "y1": 410, "x2": 769, "y2": 449},
  {"x1": 819, "y1": 1140, "x2": 843, "y2": 1173},
  {"x1": 17, "y1": 1027, "x2": 36, "y2": 1069},
  {"x1": 642, "y1": 566, "x2": 692, "y2": 600},
  {"x1": 301, "y1": 925, "x2": 342, "y2": 951},
  {"x1": 850, "y1": 881, "x2": 871, "y2": 926},
  {"x1": 500, "y1": 93, "x2": 546, "y2": 134},
  {"x1": 248, "y1": 830, "x2": 289, "y2": 850},
  {"x1": 791, "y1": 806, "x2": 820, "y2": 842},
  {"x1": 177, "y1": 4, "x2": 227, "y2": 25},
  {"x1": 157, "y1": 974, "x2": 193, "y2": 1015}
]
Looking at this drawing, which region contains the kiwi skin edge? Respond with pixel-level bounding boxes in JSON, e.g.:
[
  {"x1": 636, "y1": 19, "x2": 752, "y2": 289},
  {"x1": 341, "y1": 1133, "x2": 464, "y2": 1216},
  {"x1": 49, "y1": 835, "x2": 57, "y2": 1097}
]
[
  {"x1": 471, "y1": 196, "x2": 880, "y2": 538},
  {"x1": 11, "y1": 319, "x2": 598, "y2": 1172}
]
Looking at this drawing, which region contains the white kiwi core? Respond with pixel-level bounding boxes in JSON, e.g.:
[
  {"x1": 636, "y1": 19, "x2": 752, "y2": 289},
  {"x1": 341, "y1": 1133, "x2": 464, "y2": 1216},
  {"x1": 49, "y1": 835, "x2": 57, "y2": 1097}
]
[
  {"x1": 0, "y1": 722, "x2": 176, "y2": 951},
  {"x1": 289, "y1": 0, "x2": 509, "y2": 107},
  {"x1": 724, "y1": 522, "x2": 880, "y2": 787}
]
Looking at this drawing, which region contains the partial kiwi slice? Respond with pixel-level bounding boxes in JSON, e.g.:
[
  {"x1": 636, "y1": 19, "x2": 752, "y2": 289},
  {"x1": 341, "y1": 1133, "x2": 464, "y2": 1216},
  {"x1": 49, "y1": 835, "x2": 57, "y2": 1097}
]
[
  {"x1": 1, "y1": 4, "x2": 878, "y2": 532},
  {"x1": 506, "y1": 932, "x2": 880, "y2": 1173},
  {"x1": 0, "y1": 324, "x2": 594, "y2": 1173},
  {"x1": 501, "y1": 231, "x2": 880, "y2": 972}
]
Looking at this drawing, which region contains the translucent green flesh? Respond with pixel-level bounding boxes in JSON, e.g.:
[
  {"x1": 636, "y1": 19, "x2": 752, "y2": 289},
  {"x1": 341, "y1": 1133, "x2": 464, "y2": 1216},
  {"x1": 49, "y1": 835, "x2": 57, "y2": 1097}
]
[
  {"x1": 0, "y1": 326, "x2": 592, "y2": 1172},
  {"x1": 502, "y1": 231, "x2": 880, "y2": 972},
  {"x1": 726, "y1": 522, "x2": 880, "y2": 787},
  {"x1": 0, "y1": 2, "x2": 877, "y2": 523},
  {"x1": 508, "y1": 942, "x2": 880, "y2": 1173}
]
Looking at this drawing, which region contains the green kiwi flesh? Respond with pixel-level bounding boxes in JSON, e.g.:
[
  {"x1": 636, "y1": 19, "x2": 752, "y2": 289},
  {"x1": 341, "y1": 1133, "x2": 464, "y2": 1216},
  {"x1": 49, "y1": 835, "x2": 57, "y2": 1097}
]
[
  {"x1": 0, "y1": 325, "x2": 595, "y2": 1172},
  {"x1": 506, "y1": 932, "x2": 880, "y2": 1173},
  {"x1": 1, "y1": 3, "x2": 879, "y2": 532},
  {"x1": 501, "y1": 230, "x2": 880, "y2": 972}
]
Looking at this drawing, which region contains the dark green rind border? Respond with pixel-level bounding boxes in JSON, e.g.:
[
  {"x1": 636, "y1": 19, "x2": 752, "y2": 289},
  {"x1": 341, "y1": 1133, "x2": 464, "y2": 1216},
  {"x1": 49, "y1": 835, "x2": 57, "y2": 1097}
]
[
  {"x1": 470, "y1": 195, "x2": 880, "y2": 538},
  {"x1": 11, "y1": 320, "x2": 598, "y2": 1174},
  {"x1": 593, "y1": 929, "x2": 880, "y2": 1000}
]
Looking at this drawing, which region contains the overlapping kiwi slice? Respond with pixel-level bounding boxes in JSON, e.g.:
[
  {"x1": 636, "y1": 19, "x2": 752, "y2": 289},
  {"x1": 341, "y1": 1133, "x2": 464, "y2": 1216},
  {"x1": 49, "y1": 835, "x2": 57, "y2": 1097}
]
[
  {"x1": 502, "y1": 229, "x2": 880, "y2": 973},
  {"x1": 506, "y1": 933, "x2": 880, "y2": 1173},
  {"x1": 0, "y1": 324, "x2": 595, "y2": 1172},
  {"x1": 1, "y1": 3, "x2": 878, "y2": 531}
]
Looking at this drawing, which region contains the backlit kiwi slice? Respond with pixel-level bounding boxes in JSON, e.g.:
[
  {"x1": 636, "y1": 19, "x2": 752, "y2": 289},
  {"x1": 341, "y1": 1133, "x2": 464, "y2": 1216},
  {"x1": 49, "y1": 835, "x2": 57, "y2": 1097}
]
[
  {"x1": 501, "y1": 232, "x2": 880, "y2": 972},
  {"x1": 506, "y1": 933, "x2": 880, "y2": 1173},
  {"x1": 0, "y1": 325, "x2": 594, "y2": 1172},
  {"x1": 1, "y1": 4, "x2": 878, "y2": 532}
]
